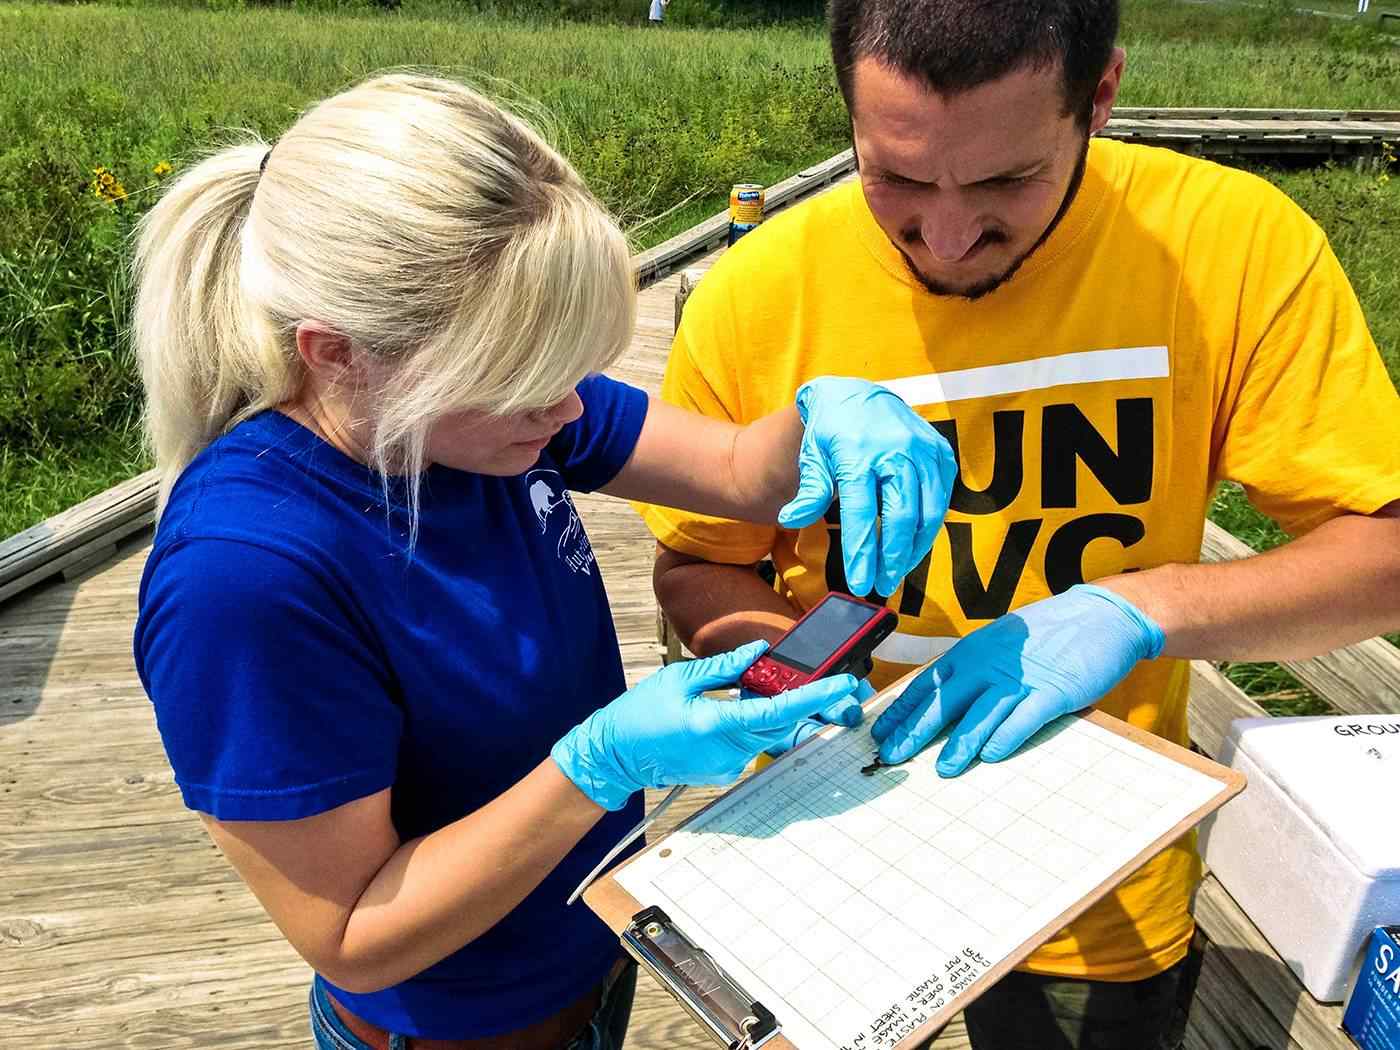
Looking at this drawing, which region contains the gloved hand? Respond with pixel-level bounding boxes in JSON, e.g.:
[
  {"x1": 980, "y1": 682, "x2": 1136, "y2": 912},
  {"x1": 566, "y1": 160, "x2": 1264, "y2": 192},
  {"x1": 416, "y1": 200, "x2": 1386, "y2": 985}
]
[
  {"x1": 755, "y1": 678, "x2": 877, "y2": 757},
  {"x1": 777, "y1": 377, "x2": 957, "y2": 598},
  {"x1": 871, "y1": 584, "x2": 1165, "y2": 775},
  {"x1": 552, "y1": 640, "x2": 858, "y2": 810}
]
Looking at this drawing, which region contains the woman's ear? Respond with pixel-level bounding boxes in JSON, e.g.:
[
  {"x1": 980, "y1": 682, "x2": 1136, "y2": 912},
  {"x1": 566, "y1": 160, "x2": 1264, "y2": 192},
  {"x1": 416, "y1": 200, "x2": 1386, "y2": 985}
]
[{"x1": 294, "y1": 321, "x2": 354, "y2": 383}]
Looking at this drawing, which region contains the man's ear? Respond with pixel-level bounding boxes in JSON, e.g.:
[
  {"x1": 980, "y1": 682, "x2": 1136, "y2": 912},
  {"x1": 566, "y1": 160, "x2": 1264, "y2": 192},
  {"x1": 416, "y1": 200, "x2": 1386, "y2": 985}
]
[
  {"x1": 1087, "y1": 46, "x2": 1126, "y2": 137},
  {"x1": 294, "y1": 321, "x2": 354, "y2": 384}
]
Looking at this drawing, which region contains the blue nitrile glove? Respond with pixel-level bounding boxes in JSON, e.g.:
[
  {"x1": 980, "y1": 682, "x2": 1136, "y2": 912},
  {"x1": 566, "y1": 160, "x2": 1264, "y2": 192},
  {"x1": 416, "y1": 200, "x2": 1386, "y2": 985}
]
[
  {"x1": 552, "y1": 640, "x2": 859, "y2": 811},
  {"x1": 752, "y1": 678, "x2": 878, "y2": 758},
  {"x1": 777, "y1": 377, "x2": 957, "y2": 598},
  {"x1": 870, "y1": 584, "x2": 1165, "y2": 776}
]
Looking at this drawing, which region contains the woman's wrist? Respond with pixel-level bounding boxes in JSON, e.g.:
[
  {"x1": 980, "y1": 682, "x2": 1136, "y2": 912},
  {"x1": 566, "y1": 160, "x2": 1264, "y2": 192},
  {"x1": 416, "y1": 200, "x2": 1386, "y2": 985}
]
[{"x1": 550, "y1": 717, "x2": 634, "y2": 812}]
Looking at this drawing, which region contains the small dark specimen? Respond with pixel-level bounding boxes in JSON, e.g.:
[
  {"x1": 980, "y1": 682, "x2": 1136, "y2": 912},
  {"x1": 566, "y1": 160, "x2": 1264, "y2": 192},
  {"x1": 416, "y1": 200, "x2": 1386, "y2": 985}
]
[{"x1": 860, "y1": 754, "x2": 887, "y2": 776}]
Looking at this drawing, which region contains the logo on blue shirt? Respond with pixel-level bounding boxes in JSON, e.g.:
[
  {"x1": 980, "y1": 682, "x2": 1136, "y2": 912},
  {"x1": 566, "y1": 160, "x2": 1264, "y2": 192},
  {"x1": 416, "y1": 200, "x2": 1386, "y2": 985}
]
[{"x1": 527, "y1": 470, "x2": 595, "y2": 575}]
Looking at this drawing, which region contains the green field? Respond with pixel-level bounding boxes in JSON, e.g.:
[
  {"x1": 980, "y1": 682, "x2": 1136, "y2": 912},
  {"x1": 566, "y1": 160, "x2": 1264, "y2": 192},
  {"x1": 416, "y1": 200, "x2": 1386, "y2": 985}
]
[{"x1": 3, "y1": 0, "x2": 1398, "y2": 559}]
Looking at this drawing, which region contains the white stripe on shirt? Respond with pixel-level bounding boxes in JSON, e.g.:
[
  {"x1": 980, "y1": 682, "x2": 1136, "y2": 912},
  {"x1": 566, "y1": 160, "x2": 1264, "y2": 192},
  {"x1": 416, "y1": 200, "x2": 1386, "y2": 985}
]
[{"x1": 876, "y1": 346, "x2": 1170, "y2": 407}]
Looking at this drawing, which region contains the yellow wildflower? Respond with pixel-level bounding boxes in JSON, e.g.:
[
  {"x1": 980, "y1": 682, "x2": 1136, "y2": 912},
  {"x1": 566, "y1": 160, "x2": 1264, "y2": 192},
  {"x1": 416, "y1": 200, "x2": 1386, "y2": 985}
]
[
  {"x1": 91, "y1": 166, "x2": 128, "y2": 205},
  {"x1": 153, "y1": 161, "x2": 172, "y2": 177}
]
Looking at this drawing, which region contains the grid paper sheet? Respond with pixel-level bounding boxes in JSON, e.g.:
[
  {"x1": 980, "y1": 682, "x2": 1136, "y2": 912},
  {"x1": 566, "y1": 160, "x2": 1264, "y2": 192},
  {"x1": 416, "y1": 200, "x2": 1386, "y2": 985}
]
[{"x1": 615, "y1": 699, "x2": 1223, "y2": 1050}]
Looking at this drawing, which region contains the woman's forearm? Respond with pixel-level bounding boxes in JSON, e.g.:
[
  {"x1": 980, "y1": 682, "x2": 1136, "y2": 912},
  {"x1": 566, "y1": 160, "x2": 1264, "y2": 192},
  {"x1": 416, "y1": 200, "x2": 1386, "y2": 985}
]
[
  {"x1": 333, "y1": 760, "x2": 605, "y2": 992},
  {"x1": 601, "y1": 398, "x2": 804, "y2": 523},
  {"x1": 728, "y1": 406, "x2": 806, "y2": 520}
]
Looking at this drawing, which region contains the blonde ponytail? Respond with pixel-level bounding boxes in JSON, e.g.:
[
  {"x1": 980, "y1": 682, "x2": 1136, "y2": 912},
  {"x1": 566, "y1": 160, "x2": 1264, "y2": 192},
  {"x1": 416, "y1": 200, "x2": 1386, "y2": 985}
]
[
  {"x1": 132, "y1": 143, "x2": 292, "y2": 509},
  {"x1": 130, "y1": 73, "x2": 636, "y2": 520}
]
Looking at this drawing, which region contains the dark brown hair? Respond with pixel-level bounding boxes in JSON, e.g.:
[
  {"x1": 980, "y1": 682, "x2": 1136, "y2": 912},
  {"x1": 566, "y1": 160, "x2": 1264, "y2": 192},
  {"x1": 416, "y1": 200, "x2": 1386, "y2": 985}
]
[{"x1": 830, "y1": 0, "x2": 1119, "y2": 127}]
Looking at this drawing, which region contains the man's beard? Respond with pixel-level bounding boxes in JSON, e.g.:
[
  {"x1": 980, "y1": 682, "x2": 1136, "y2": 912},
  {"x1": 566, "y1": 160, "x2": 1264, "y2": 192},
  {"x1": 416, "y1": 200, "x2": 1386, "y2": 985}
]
[{"x1": 896, "y1": 136, "x2": 1090, "y2": 301}]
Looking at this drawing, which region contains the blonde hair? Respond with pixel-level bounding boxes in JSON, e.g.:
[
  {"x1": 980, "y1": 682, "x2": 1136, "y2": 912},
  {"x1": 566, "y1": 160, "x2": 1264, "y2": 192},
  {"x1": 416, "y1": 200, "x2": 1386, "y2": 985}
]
[{"x1": 132, "y1": 72, "x2": 636, "y2": 522}]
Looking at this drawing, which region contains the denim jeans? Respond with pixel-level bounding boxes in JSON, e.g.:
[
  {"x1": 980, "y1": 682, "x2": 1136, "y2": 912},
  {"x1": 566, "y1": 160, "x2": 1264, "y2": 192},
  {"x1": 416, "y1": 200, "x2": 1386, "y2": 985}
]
[{"x1": 309, "y1": 963, "x2": 638, "y2": 1050}]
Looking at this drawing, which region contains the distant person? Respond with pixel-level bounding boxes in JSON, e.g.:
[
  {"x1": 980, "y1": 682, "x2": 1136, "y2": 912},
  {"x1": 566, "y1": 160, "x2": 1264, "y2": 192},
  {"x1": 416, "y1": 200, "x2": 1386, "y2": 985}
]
[
  {"x1": 638, "y1": 0, "x2": 1400, "y2": 1046},
  {"x1": 649, "y1": 0, "x2": 666, "y2": 24},
  {"x1": 129, "y1": 72, "x2": 951, "y2": 1050}
]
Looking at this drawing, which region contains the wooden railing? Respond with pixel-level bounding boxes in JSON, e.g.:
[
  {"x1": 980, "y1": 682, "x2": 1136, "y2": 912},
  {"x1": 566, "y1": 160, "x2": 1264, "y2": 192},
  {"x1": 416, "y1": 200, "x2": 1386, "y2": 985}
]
[{"x1": 0, "y1": 469, "x2": 158, "y2": 605}]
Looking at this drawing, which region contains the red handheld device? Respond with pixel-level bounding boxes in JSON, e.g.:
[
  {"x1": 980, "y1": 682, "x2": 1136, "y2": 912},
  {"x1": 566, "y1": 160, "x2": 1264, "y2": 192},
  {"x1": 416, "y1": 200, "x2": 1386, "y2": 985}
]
[{"x1": 739, "y1": 591, "x2": 898, "y2": 696}]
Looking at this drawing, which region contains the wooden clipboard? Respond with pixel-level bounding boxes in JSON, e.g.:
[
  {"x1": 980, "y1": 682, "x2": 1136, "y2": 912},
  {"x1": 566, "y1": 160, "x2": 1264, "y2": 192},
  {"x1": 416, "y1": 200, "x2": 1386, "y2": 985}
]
[{"x1": 583, "y1": 671, "x2": 1246, "y2": 1050}]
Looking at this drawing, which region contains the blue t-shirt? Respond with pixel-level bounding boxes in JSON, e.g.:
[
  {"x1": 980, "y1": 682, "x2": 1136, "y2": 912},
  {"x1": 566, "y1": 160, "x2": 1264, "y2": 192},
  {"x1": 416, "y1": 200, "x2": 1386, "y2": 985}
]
[{"x1": 134, "y1": 375, "x2": 649, "y2": 1038}]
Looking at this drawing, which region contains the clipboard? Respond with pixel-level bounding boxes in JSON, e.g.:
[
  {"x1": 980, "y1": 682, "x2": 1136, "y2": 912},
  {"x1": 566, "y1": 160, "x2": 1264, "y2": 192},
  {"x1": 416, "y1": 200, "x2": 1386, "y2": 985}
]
[{"x1": 583, "y1": 672, "x2": 1246, "y2": 1050}]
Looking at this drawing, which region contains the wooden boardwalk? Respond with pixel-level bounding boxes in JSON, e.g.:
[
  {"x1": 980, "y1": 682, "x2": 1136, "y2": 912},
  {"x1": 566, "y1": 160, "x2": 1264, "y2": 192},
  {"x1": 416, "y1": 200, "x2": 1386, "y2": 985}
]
[{"x1": 1103, "y1": 107, "x2": 1400, "y2": 164}]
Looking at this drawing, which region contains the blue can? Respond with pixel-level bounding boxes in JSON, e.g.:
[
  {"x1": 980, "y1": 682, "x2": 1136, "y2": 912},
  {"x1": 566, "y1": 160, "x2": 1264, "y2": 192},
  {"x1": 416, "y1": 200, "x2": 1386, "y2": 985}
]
[{"x1": 727, "y1": 221, "x2": 759, "y2": 246}]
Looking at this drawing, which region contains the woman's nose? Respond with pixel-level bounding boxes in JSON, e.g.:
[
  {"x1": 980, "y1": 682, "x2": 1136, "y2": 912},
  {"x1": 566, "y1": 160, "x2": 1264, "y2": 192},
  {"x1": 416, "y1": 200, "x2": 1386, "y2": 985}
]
[{"x1": 544, "y1": 390, "x2": 584, "y2": 426}]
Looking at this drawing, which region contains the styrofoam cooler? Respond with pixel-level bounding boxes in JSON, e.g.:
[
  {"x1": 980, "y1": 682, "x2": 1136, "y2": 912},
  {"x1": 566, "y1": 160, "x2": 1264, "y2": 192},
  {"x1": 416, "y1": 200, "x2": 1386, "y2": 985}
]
[{"x1": 1198, "y1": 714, "x2": 1400, "y2": 1002}]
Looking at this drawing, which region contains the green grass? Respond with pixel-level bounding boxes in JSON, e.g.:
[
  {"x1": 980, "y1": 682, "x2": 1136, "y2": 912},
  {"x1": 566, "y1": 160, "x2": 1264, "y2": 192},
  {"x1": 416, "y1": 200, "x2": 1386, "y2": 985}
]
[
  {"x1": 2, "y1": 1, "x2": 849, "y2": 533},
  {"x1": 0, "y1": 427, "x2": 149, "y2": 537},
  {"x1": 1117, "y1": 8, "x2": 1400, "y2": 108},
  {"x1": 1219, "y1": 660, "x2": 1335, "y2": 716},
  {"x1": 2, "y1": 0, "x2": 1399, "y2": 555}
]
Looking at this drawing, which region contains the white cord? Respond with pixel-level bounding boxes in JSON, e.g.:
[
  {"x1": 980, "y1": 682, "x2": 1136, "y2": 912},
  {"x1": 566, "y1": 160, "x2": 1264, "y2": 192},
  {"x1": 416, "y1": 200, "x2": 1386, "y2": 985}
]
[{"x1": 566, "y1": 784, "x2": 688, "y2": 905}]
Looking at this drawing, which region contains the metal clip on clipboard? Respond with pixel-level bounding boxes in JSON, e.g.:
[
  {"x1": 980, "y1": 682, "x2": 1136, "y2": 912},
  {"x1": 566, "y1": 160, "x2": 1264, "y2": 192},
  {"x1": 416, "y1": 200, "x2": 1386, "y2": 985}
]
[{"x1": 623, "y1": 905, "x2": 780, "y2": 1050}]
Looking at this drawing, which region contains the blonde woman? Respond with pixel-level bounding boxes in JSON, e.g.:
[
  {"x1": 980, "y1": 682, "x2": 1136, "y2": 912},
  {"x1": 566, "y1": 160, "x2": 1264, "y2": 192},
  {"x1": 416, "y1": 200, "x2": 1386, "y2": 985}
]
[{"x1": 131, "y1": 74, "x2": 954, "y2": 1050}]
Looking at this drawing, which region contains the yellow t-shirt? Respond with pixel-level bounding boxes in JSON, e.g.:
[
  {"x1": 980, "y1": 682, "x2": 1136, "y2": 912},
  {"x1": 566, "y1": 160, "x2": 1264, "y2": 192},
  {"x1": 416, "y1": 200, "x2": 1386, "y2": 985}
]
[{"x1": 636, "y1": 138, "x2": 1400, "y2": 981}]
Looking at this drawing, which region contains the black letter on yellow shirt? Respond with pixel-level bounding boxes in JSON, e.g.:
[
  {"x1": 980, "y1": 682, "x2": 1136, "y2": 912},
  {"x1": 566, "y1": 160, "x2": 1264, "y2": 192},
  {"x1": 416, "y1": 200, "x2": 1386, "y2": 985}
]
[
  {"x1": 1041, "y1": 399, "x2": 1153, "y2": 508},
  {"x1": 933, "y1": 411, "x2": 1026, "y2": 514},
  {"x1": 947, "y1": 519, "x2": 1044, "y2": 620},
  {"x1": 823, "y1": 503, "x2": 853, "y2": 597},
  {"x1": 1044, "y1": 513, "x2": 1147, "y2": 595}
]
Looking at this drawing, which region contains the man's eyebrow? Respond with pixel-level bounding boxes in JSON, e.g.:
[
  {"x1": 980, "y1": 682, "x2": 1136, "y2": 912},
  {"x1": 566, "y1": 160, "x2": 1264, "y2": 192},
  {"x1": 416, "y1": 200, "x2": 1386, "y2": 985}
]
[
  {"x1": 875, "y1": 161, "x2": 1048, "y2": 186},
  {"x1": 977, "y1": 161, "x2": 1047, "y2": 183}
]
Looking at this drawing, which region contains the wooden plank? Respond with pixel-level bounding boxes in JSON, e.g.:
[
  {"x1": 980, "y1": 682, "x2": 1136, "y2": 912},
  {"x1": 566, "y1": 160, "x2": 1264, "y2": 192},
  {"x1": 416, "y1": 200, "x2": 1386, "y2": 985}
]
[
  {"x1": 1193, "y1": 876, "x2": 1351, "y2": 1049},
  {"x1": 1107, "y1": 119, "x2": 1391, "y2": 141},
  {"x1": 1189, "y1": 661, "x2": 1269, "y2": 760},
  {"x1": 11, "y1": 994, "x2": 314, "y2": 1050},
  {"x1": 0, "y1": 469, "x2": 157, "y2": 585},
  {"x1": 1113, "y1": 107, "x2": 1400, "y2": 122},
  {"x1": 1182, "y1": 991, "x2": 1242, "y2": 1050},
  {"x1": 1192, "y1": 940, "x2": 1303, "y2": 1050},
  {"x1": 0, "y1": 893, "x2": 298, "y2": 978},
  {"x1": 0, "y1": 512, "x2": 151, "y2": 605},
  {"x1": 1200, "y1": 520, "x2": 1400, "y2": 716},
  {"x1": 0, "y1": 938, "x2": 311, "y2": 1027}
]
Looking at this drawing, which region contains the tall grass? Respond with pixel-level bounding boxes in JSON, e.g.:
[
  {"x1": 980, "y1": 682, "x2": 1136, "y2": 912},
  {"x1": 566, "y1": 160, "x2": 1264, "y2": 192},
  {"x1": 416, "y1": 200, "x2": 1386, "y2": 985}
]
[{"x1": 1, "y1": 0, "x2": 1398, "y2": 538}]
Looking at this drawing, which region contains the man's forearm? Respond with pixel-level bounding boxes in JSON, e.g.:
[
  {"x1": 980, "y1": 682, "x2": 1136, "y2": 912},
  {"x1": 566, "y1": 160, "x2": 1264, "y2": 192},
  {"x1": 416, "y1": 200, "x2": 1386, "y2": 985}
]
[
  {"x1": 1100, "y1": 508, "x2": 1400, "y2": 661},
  {"x1": 654, "y1": 546, "x2": 799, "y2": 656}
]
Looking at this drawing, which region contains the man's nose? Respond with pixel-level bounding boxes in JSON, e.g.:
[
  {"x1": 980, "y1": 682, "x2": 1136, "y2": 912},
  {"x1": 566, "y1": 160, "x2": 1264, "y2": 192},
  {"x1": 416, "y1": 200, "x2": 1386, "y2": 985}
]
[{"x1": 920, "y1": 195, "x2": 984, "y2": 263}]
